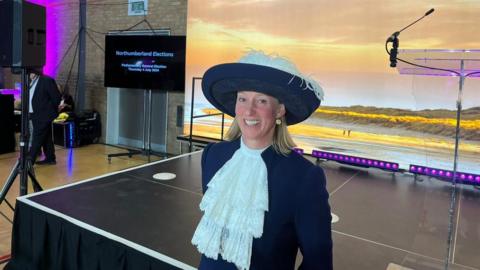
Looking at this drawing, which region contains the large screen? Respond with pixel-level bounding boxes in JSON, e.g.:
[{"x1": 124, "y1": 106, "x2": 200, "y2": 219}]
[
  {"x1": 104, "y1": 35, "x2": 185, "y2": 91},
  {"x1": 184, "y1": 0, "x2": 480, "y2": 176}
]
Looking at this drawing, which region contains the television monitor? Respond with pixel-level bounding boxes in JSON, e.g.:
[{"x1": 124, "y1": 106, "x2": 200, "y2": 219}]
[{"x1": 104, "y1": 35, "x2": 186, "y2": 91}]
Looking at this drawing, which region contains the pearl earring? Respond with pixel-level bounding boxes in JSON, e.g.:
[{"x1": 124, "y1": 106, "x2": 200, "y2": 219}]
[{"x1": 275, "y1": 119, "x2": 282, "y2": 125}]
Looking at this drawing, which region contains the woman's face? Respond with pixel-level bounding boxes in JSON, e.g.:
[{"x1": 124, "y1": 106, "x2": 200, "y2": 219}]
[{"x1": 235, "y1": 91, "x2": 285, "y2": 149}]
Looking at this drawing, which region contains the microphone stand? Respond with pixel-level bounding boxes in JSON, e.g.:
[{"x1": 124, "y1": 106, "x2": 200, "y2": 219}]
[
  {"x1": 386, "y1": 8, "x2": 434, "y2": 67},
  {"x1": 385, "y1": 8, "x2": 480, "y2": 270}
]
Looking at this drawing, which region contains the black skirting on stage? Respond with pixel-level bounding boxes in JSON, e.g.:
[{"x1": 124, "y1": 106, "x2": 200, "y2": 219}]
[
  {"x1": 8, "y1": 200, "x2": 184, "y2": 270},
  {"x1": 6, "y1": 152, "x2": 204, "y2": 270}
]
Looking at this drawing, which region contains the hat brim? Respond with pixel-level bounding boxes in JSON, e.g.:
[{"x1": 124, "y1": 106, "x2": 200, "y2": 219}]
[{"x1": 201, "y1": 63, "x2": 320, "y2": 125}]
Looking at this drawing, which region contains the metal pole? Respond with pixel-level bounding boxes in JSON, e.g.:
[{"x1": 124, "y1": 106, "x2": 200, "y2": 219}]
[
  {"x1": 148, "y1": 89, "x2": 152, "y2": 162},
  {"x1": 19, "y1": 69, "x2": 30, "y2": 195},
  {"x1": 189, "y1": 78, "x2": 196, "y2": 152},
  {"x1": 143, "y1": 90, "x2": 148, "y2": 151},
  {"x1": 444, "y1": 59, "x2": 464, "y2": 270},
  {"x1": 76, "y1": 0, "x2": 86, "y2": 112},
  {"x1": 164, "y1": 90, "x2": 169, "y2": 156}
]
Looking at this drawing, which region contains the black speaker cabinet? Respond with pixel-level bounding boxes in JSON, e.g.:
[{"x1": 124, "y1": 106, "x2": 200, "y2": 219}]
[
  {"x1": 0, "y1": 0, "x2": 46, "y2": 68},
  {"x1": 0, "y1": 94, "x2": 15, "y2": 154}
]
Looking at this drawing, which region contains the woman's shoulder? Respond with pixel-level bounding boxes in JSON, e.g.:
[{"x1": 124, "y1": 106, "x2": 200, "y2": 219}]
[
  {"x1": 204, "y1": 139, "x2": 239, "y2": 155},
  {"x1": 201, "y1": 140, "x2": 240, "y2": 166},
  {"x1": 283, "y1": 150, "x2": 318, "y2": 168},
  {"x1": 275, "y1": 150, "x2": 326, "y2": 181}
]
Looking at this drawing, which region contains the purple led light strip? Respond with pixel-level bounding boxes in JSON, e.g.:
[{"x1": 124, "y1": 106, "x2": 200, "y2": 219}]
[
  {"x1": 311, "y1": 149, "x2": 399, "y2": 172},
  {"x1": 293, "y1": 148, "x2": 304, "y2": 155},
  {"x1": 294, "y1": 149, "x2": 479, "y2": 186},
  {"x1": 409, "y1": 165, "x2": 480, "y2": 185}
]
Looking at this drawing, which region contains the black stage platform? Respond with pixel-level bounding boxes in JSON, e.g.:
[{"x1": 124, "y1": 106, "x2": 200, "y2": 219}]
[{"x1": 6, "y1": 151, "x2": 480, "y2": 270}]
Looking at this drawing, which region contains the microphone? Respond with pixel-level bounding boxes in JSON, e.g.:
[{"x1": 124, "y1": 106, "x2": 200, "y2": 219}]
[
  {"x1": 389, "y1": 38, "x2": 399, "y2": 68},
  {"x1": 387, "y1": 8, "x2": 435, "y2": 42},
  {"x1": 387, "y1": 8, "x2": 435, "y2": 67}
]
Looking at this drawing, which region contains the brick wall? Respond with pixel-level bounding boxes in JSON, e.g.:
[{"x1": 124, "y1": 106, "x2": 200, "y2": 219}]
[{"x1": 52, "y1": 0, "x2": 187, "y2": 154}]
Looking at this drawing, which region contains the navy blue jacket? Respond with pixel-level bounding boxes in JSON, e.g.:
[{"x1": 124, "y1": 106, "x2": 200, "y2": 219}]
[
  {"x1": 198, "y1": 139, "x2": 332, "y2": 270},
  {"x1": 31, "y1": 75, "x2": 61, "y2": 123}
]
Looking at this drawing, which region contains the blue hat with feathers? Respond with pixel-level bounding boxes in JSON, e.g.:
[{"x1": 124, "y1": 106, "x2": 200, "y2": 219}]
[{"x1": 202, "y1": 50, "x2": 324, "y2": 125}]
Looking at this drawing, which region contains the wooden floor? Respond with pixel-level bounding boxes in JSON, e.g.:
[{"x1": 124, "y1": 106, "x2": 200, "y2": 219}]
[{"x1": 0, "y1": 143, "x2": 163, "y2": 269}]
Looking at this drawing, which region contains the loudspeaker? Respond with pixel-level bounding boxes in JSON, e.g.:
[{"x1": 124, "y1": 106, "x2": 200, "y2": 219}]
[
  {"x1": 0, "y1": 94, "x2": 15, "y2": 154},
  {"x1": 0, "y1": 0, "x2": 46, "y2": 68}
]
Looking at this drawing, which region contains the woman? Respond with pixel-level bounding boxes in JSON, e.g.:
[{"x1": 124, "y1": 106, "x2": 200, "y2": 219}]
[{"x1": 192, "y1": 51, "x2": 332, "y2": 270}]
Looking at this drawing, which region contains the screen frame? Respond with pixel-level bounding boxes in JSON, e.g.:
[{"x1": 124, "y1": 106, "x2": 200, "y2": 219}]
[{"x1": 104, "y1": 30, "x2": 186, "y2": 91}]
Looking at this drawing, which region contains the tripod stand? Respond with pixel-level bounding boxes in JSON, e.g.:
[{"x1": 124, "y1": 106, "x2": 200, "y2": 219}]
[{"x1": 0, "y1": 68, "x2": 43, "y2": 221}]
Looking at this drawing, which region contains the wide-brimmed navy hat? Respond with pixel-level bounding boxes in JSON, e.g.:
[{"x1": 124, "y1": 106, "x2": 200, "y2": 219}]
[{"x1": 201, "y1": 51, "x2": 324, "y2": 125}]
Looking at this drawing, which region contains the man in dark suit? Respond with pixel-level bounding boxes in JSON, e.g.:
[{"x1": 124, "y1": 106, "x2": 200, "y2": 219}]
[{"x1": 28, "y1": 68, "x2": 61, "y2": 165}]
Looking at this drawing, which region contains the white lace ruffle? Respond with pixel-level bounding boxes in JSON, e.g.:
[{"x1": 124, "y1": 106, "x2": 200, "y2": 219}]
[{"x1": 192, "y1": 139, "x2": 269, "y2": 270}]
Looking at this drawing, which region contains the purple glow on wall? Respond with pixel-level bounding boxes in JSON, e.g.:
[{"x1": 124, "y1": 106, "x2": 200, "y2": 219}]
[
  {"x1": 27, "y1": 0, "x2": 67, "y2": 77},
  {"x1": 0, "y1": 89, "x2": 21, "y2": 100}
]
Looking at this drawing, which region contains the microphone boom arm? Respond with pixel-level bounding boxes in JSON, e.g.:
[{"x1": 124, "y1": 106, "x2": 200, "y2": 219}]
[
  {"x1": 386, "y1": 8, "x2": 434, "y2": 42},
  {"x1": 386, "y1": 8, "x2": 435, "y2": 67}
]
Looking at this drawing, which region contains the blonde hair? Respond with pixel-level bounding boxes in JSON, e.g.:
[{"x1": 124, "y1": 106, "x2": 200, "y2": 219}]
[{"x1": 225, "y1": 116, "x2": 296, "y2": 156}]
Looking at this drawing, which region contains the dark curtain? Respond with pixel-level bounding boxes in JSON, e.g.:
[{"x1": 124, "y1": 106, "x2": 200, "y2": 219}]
[{"x1": 6, "y1": 200, "x2": 182, "y2": 270}]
